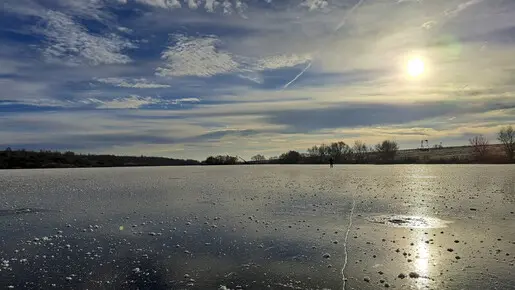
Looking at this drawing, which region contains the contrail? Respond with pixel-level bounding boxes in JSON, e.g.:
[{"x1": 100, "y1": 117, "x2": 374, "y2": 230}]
[
  {"x1": 283, "y1": 61, "x2": 312, "y2": 89},
  {"x1": 282, "y1": 0, "x2": 367, "y2": 89},
  {"x1": 334, "y1": 0, "x2": 367, "y2": 32}
]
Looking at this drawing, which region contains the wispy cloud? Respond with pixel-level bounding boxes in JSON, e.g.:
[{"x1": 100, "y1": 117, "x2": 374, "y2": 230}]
[
  {"x1": 117, "y1": 26, "x2": 133, "y2": 34},
  {"x1": 134, "y1": 0, "x2": 182, "y2": 9},
  {"x1": 172, "y1": 97, "x2": 201, "y2": 104},
  {"x1": 252, "y1": 54, "x2": 312, "y2": 71},
  {"x1": 37, "y1": 10, "x2": 136, "y2": 66},
  {"x1": 300, "y1": 0, "x2": 329, "y2": 11},
  {"x1": 4, "y1": 0, "x2": 113, "y2": 21},
  {"x1": 156, "y1": 34, "x2": 312, "y2": 79},
  {"x1": 83, "y1": 95, "x2": 201, "y2": 109},
  {"x1": 93, "y1": 95, "x2": 155, "y2": 109},
  {"x1": 156, "y1": 34, "x2": 240, "y2": 77},
  {"x1": 132, "y1": 0, "x2": 254, "y2": 14},
  {"x1": 94, "y1": 77, "x2": 171, "y2": 88},
  {"x1": 445, "y1": 0, "x2": 483, "y2": 17}
]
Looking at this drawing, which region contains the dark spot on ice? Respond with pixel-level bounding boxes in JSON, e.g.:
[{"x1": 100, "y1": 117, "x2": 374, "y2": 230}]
[{"x1": 409, "y1": 272, "x2": 420, "y2": 278}]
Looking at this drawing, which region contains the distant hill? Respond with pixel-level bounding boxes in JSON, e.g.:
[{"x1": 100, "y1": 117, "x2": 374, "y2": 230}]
[
  {"x1": 263, "y1": 144, "x2": 512, "y2": 165},
  {"x1": 395, "y1": 144, "x2": 508, "y2": 164},
  {"x1": 0, "y1": 150, "x2": 200, "y2": 169}
]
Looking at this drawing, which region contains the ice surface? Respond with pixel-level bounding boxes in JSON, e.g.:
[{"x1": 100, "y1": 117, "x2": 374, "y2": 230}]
[
  {"x1": 0, "y1": 165, "x2": 514, "y2": 289},
  {"x1": 366, "y1": 215, "x2": 452, "y2": 228}
]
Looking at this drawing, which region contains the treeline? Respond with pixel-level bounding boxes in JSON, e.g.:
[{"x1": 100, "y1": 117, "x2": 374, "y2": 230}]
[
  {"x1": 203, "y1": 155, "x2": 239, "y2": 165},
  {"x1": 2, "y1": 126, "x2": 514, "y2": 169},
  {"x1": 266, "y1": 139, "x2": 400, "y2": 164},
  {"x1": 0, "y1": 149, "x2": 199, "y2": 169},
  {"x1": 201, "y1": 140, "x2": 401, "y2": 165},
  {"x1": 254, "y1": 125, "x2": 515, "y2": 165}
]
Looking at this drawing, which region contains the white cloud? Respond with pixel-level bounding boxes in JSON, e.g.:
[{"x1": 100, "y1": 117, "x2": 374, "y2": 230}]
[
  {"x1": 95, "y1": 77, "x2": 171, "y2": 88},
  {"x1": 156, "y1": 34, "x2": 240, "y2": 77},
  {"x1": 252, "y1": 54, "x2": 312, "y2": 71},
  {"x1": 83, "y1": 95, "x2": 200, "y2": 109},
  {"x1": 94, "y1": 95, "x2": 155, "y2": 109},
  {"x1": 53, "y1": 0, "x2": 111, "y2": 21},
  {"x1": 222, "y1": 0, "x2": 233, "y2": 14},
  {"x1": 185, "y1": 0, "x2": 199, "y2": 10},
  {"x1": 117, "y1": 26, "x2": 133, "y2": 34},
  {"x1": 3, "y1": 0, "x2": 110, "y2": 21},
  {"x1": 300, "y1": 0, "x2": 329, "y2": 11},
  {"x1": 204, "y1": 0, "x2": 219, "y2": 12},
  {"x1": 134, "y1": 0, "x2": 182, "y2": 9},
  {"x1": 233, "y1": 0, "x2": 247, "y2": 14},
  {"x1": 132, "y1": 0, "x2": 254, "y2": 14},
  {"x1": 237, "y1": 72, "x2": 264, "y2": 84},
  {"x1": 172, "y1": 97, "x2": 201, "y2": 104},
  {"x1": 39, "y1": 10, "x2": 136, "y2": 66},
  {"x1": 156, "y1": 34, "x2": 313, "y2": 78}
]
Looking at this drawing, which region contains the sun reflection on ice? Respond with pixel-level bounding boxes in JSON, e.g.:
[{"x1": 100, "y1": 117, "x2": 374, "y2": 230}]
[
  {"x1": 414, "y1": 231, "x2": 431, "y2": 289},
  {"x1": 408, "y1": 167, "x2": 438, "y2": 289}
]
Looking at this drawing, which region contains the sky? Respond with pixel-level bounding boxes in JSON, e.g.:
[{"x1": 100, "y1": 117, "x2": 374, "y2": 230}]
[{"x1": 1, "y1": 0, "x2": 515, "y2": 160}]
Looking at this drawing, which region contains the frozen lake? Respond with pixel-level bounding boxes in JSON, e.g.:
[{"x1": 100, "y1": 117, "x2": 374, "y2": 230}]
[{"x1": 1, "y1": 165, "x2": 514, "y2": 289}]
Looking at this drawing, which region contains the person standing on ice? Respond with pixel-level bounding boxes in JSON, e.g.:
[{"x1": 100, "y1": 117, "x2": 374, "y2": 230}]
[{"x1": 329, "y1": 157, "x2": 334, "y2": 168}]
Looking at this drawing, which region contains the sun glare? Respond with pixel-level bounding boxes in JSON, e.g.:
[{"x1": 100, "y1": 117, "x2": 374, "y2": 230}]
[{"x1": 407, "y1": 57, "x2": 425, "y2": 77}]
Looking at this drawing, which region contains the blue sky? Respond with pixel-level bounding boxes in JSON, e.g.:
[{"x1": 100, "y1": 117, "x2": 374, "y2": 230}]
[{"x1": 1, "y1": 0, "x2": 514, "y2": 160}]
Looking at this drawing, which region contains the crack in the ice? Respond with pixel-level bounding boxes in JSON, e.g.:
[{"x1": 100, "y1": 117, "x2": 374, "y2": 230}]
[{"x1": 341, "y1": 194, "x2": 357, "y2": 290}]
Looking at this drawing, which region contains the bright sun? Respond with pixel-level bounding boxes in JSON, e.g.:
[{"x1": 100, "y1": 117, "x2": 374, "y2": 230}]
[{"x1": 407, "y1": 57, "x2": 425, "y2": 77}]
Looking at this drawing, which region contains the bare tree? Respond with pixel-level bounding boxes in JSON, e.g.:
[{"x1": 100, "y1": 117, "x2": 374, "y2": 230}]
[
  {"x1": 498, "y1": 125, "x2": 515, "y2": 161},
  {"x1": 318, "y1": 144, "x2": 330, "y2": 159},
  {"x1": 329, "y1": 141, "x2": 353, "y2": 162},
  {"x1": 374, "y1": 140, "x2": 399, "y2": 162},
  {"x1": 204, "y1": 155, "x2": 238, "y2": 165},
  {"x1": 251, "y1": 154, "x2": 266, "y2": 163},
  {"x1": 279, "y1": 150, "x2": 302, "y2": 164},
  {"x1": 469, "y1": 135, "x2": 489, "y2": 161},
  {"x1": 353, "y1": 140, "x2": 368, "y2": 163},
  {"x1": 307, "y1": 145, "x2": 319, "y2": 158}
]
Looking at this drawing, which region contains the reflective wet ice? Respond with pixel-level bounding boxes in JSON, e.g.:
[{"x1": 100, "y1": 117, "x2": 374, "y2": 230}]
[{"x1": 0, "y1": 165, "x2": 514, "y2": 289}]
